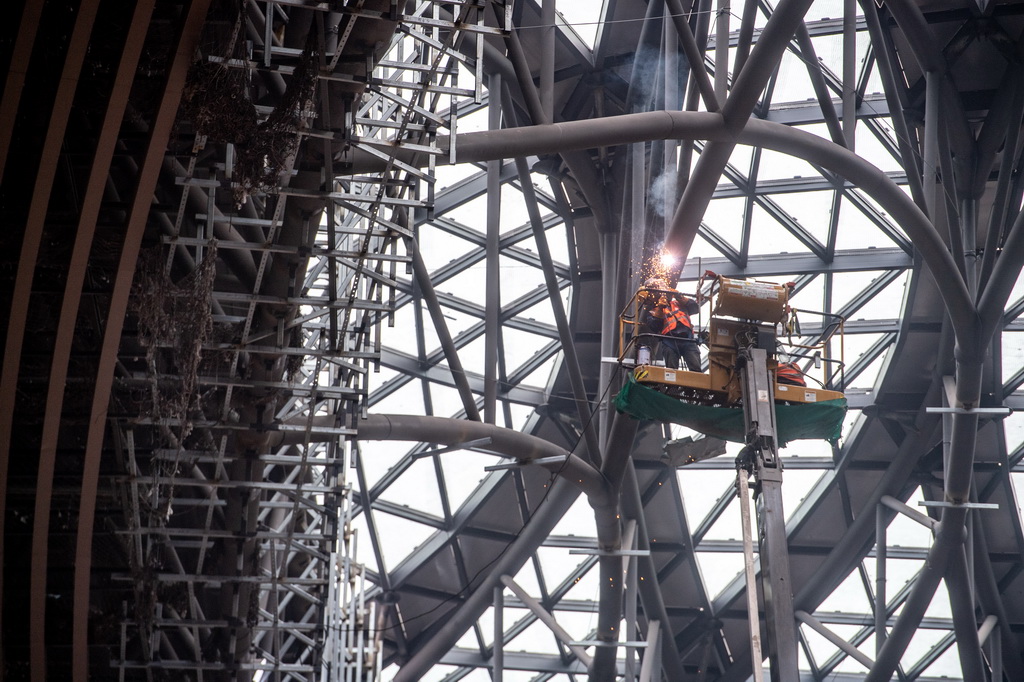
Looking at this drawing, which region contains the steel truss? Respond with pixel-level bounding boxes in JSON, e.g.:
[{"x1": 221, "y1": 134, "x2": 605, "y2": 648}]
[{"x1": 342, "y1": 1, "x2": 1024, "y2": 681}]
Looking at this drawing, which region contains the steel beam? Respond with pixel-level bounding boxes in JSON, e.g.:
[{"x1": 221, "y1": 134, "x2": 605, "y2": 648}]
[
  {"x1": 945, "y1": 547, "x2": 987, "y2": 681},
  {"x1": 665, "y1": 0, "x2": 720, "y2": 112},
  {"x1": 515, "y1": 155, "x2": 601, "y2": 464},
  {"x1": 665, "y1": 0, "x2": 815, "y2": 261},
  {"x1": 500, "y1": 575, "x2": 593, "y2": 667},
  {"x1": 390, "y1": 476, "x2": 581, "y2": 681},
  {"x1": 795, "y1": 611, "x2": 873, "y2": 669},
  {"x1": 0, "y1": 1, "x2": 43, "y2": 176},
  {"x1": 484, "y1": 73, "x2": 501, "y2": 423},
  {"x1": 409, "y1": 242, "x2": 481, "y2": 420},
  {"x1": 346, "y1": 111, "x2": 974, "y2": 327}
]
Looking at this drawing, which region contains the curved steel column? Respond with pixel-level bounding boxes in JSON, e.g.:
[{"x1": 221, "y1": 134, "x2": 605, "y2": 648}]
[{"x1": 359, "y1": 413, "x2": 637, "y2": 682}]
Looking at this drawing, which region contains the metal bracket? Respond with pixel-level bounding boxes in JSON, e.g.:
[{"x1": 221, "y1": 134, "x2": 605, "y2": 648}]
[
  {"x1": 918, "y1": 500, "x2": 999, "y2": 510},
  {"x1": 568, "y1": 549, "x2": 651, "y2": 557},
  {"x1": 483, "y1": 454, "x2": 567, "y2": 471},
  {"x1": 925, "y1": 406, "x2": 1011, "y2": 416},
  {"x1": 570, "y1": 640, "x2": 649, "y2": 648}
]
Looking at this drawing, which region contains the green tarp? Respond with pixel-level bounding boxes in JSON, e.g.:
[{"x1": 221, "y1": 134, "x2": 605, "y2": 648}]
[{"x1": 614, "y1": 374, "x2": 847, "y2": 446}]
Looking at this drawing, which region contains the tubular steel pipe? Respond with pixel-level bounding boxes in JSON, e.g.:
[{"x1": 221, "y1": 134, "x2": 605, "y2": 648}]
[
  {"x1": 499, "y1": 17, "x2": 612, "y2": 233},
  {"x1": 732, "y1": 0, "x2": 759, "y2": 77},
  {"x1": 923, "y1": 71, "x2": 941, "y2": 221},
  {"x1": 637, "y1": 619, "x2": 661, "y2": 682},
  {"x1": 972, "y1": 513, "x2": 1024, "y2": 679},
  {"x1": 624, "y1": 0, "x2": 665, "y2": 112},
  {"x1": 880, "y1": 494, "x2": 937, "y2": 529},
  {"x1": 664, "y1": 0, "x2": 720, "y2": 112},
  {"x1": 866, "y1": 355, "x2": 984, "y2": 681},
  {"x1": 875, "y1": 504, "x2": 887, "y2": 657},
  {"x1": 978, "y1": 206, "x2": 1024, "y2": 344},
  {"x1": 865, "y1": 508, "x2": 968, "y2": 682},
  {"x1": 977, "y1": 615, "x2": 998, "y2": 646},
  {"x1": 484, "y1": 72, "x2": 501, "y2": 424},
  {"x1": 598, "y1": 229, "x2": 619, "y2": 453},
  {"x1": 664, "y1": 0, "x2": 814, "y2": 266},
  {"x1": 843, "y1": 0, "x2": 856, "y2": 150},
  {"x1": 978, "y1": 82, "x2": 1024, "y2": 292},
  {"x1": 358, "y1": 414, "x2": 605, "y2": 496},
  {"x1": 410, "y1": 111, "x2": 974, "y2": 329},
  {"x1": 883, "y1": 0, "x2": 973, "y2": 166},
  {"x1": 514, "y1": 155, "x2": 600, "y2": 464},
  {"x1": 622, "y1": 461, "x2": 687, "y2": 680},
  {"x1": 390, "y1": 479, "x2": 579, "y2": 681},
  {"x1": 409, "y1": 242, "x2": 482, "y2": 421},
  {"x1": 794, "y1": 611, "x2": 873, "y2": 669},
  {"x1": 858, "y1": 1, "x2": 925, "y2": 208},
  {"x1": 945, "y1": 547, "x2": 987, "y2": 682},
  {"x1": 493, "y1": 586, "x2": 504, "y2": 681},
  {"x1": 590, "y1": 413, "x2": 640, "y2": 682},
  {"x1": 500, "y1": 575, "x2": 593, "y2": 667},
  {"x1": 541, "y1": 0, "x2": 555, "y2": 120},
  {"x1": 794, "y1": 21, "x2": 846, "y2": 148},
  {"x1": 714, "y1": 0, "x2": 729, "y2": 104},
  {"x1": 343, "y1": 109, "x2": 975, "y2": 335}
]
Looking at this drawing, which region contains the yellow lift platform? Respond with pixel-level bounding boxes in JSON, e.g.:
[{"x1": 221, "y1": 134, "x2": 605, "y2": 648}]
[
  {"x1": 614, "y1": 273, "x2": 848, "y2": 445},
  {"x1": 619, "y1": 273, "x2": 845, "y2": 406}
]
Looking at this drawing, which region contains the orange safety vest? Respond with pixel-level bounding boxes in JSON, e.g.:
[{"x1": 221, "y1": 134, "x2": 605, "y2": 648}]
[
  {"x1": 777, "y1": 362, "x2": 806, "y2": 386},
  {"x1": 660, "y1": 299, "x2": 693, "y2": 334}
]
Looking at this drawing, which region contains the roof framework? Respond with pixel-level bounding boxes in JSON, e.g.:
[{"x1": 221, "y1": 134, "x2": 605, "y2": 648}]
[{"x1": 3, "y1": 1, "x2": 1024, "y2": 682}]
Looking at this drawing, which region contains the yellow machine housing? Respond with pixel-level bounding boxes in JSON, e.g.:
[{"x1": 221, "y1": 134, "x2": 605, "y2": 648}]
[{"x1": 714, "y1": 278, "x2": 789, "y2": 323}]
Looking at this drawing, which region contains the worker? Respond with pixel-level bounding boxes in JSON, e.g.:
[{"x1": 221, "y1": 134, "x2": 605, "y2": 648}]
[
  {"x1": 639, "y1": 277, "x2": 702, "y2": 371},
  {"x1": 776, "y1": 360, "x2": 806, "y2": 386}
]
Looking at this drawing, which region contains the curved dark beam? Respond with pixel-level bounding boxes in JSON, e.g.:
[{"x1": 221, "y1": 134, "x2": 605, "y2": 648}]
[
  {"x1": 39, "y1": 3, "x2": 157, "y2": 680},
  {"x1": 359, "y1": 413, "x2": 638, "y2": 682},
  {"x1": 0, "y1": 2, "x2": 103, "y2": 677},
  {"x1": 0, "y1": 2, "x2": 43, "y2": 177},
  {"x1": 72, "y1": 2, "x2": 212, "y2": 680}
]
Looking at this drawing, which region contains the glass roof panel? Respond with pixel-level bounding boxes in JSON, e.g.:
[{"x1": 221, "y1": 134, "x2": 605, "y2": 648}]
[
  {"x1": 440, "y1": 451, "x2": 490, "y2": 510},
  {"x1": 695, "y1": 551, "x2": 746, "y2": 597},
  {"x1": 376, "y1": 456, "x2": 446, "y2": 517},
  {"x1": 748, "y1": 202, "x2": 822, "y2": 256}
]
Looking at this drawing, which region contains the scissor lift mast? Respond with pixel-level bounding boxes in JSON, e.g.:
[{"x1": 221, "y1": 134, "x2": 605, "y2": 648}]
[{"x1": 736, "y1": 347, "x2": 800, "y2": 682}]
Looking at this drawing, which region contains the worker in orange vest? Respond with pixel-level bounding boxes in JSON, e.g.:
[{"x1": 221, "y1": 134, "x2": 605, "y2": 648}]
[
  {"x1": 776, "y1": 360, "x2": 806, "y2": 386},
  {"x1": 639, "y1": 277, "x2": 702, "y2": 371}
]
